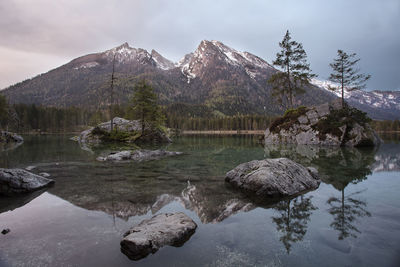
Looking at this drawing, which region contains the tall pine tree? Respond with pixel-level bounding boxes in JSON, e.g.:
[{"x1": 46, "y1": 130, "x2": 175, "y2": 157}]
[
  {"x1": 130, "y1": 79, "x2": 164, "y2": 134},
  {"x1": 268, "y1": 30, "x2": 316, "y2": 110},
  {"x1": 328, "y1": 50, "x2": 371, "y2": 108}
]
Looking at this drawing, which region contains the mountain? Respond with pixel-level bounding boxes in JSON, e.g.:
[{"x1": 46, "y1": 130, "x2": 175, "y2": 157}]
[
  {"x1": 3, "y1": 40, "x2": 396, "y2": 118},
  {"x1": 312, "y1": 79, "x2": 400, "y2": 120}
]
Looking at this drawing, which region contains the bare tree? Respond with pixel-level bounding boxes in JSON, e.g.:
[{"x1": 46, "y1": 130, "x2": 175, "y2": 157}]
[{"x1": 110, "y1": 54, "x2": 116, "y2": 131}]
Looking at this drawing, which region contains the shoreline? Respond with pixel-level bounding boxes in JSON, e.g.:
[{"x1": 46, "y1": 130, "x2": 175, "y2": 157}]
[{"x1": 180, "y1": 130, "x2": 265, "y2": 135}]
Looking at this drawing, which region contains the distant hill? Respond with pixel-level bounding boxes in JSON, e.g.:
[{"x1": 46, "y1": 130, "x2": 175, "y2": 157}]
[{"x1": 2, "y1": 41, "x2": 398, "y2": 119}]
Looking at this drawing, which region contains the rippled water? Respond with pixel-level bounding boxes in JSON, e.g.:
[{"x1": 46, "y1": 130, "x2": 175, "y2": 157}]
[{"x1": 0, "y1": 135, "x2": 399, "y2": 266}]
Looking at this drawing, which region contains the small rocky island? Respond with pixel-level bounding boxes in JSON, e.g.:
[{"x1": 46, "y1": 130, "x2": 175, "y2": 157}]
[
  {"x1": 265, "y1": 100, "x2": 381, "y2": 147},
  {"x1": 79, "y1": 117, "x2": 171, "y2": 146},
  {"x1": 121, "y1": 212, "x2": 197, "y2": 260},
  {"x1": 0, "y1": 168, "x2": 54, "y2": 195},
  {"x1": 226, "y1": 158, "x2": 320, "y2": 197}
]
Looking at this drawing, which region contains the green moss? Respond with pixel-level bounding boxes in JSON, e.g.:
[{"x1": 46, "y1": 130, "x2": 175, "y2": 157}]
[
  {"x1": 269, "y1": 106, "x2": 308, "y2": 133},
  {"x1": 312, "y1": 106, "x2": 372, "y2": 142}
]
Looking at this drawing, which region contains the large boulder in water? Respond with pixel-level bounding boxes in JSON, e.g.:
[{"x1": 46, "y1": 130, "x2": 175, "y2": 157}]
[
  {"x1": 0, "y1": 168, "x2": 54, "y2": 195},
  {"x1": 79, "y1": 117, "x2": 171, "y2": 146},
  {"x1": 120, "y1": 212, "x2": 197, "y2": 260},
  {"x1": 264, "y1": 100, "x2": 381, "y2": 147},
  {"x1": 225, "y1": 158, "x2": 320, "y2": 197}
]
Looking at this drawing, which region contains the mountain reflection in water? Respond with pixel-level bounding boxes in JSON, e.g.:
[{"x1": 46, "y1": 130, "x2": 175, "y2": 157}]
[{"x1": 0, "y1": 135, "x2": 399, "y2": 266}]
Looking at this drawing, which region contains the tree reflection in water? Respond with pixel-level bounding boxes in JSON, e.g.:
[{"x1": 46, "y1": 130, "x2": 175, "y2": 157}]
[
  {"x1": 272, "y1": 195, "x2": 317, "y2": 253},
  {"x1": 327, "y1": 189, "x2": 371, "y2": 240},
  {"x1": 265, "y1": 144, "x2": 375, "y2": 241}
]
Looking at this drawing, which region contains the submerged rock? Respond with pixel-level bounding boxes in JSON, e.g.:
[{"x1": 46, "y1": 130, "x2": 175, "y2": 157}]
[
  {"x1": 225, "y1": 158, "x2": 320, "y2": 197},
  {"x1": 265, "y1": 100, "x2": 381, "y2": 147},
  {"x1": 0, "y1": 131, "x2": 23, "y2": 143},
  {"x1": 79, "y1": 117, "x2": 171, "y2": 147},
  {"x1": 0, "y1": 168, "x2": 55, "y2": 195},
  {"x1": 96, "y1": 149, "x2": 183, "y2": 162},
  {"x1": 120, "y1": 212, "x2": 197, "y2": 260}
]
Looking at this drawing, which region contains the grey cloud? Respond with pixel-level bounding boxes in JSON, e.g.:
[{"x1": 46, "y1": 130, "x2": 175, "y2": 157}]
[{"x1": 0, "y1": 0, "x2": 399, "y2": 90}]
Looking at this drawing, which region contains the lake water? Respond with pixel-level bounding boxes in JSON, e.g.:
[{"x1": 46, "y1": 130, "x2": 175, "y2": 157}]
[{"x1": 0, "y1": 135, "x2": 399, "y2": 266}]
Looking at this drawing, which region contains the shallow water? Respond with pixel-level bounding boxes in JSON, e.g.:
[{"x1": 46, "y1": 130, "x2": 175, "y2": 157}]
[{"x1": 0, "y1": 135, "x2": 399, "y2": 266}]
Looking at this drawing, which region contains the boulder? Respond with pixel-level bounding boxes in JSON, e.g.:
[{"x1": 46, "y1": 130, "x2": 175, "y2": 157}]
[
  {"x1": 225, "y1": 158, "x2": 320, "y2": 197},
  {"x1": 0, "y1": 168, "x2": 54, "y2": 195},
  {"x1": 79, "y1": 117, "x2": 171, "y2": 146},
  {"x1": 120, "y1": 212, "x2": 197, "y2": 260},
  {"x1": 96, "y1": 150, "x2": 183, "y2": 162},
  {"x1": 0, "y1": 131, "x2": 23, "y2": 143},
  {"x1": 265, "y1": 100, "x2": 381, "y2": 147}
]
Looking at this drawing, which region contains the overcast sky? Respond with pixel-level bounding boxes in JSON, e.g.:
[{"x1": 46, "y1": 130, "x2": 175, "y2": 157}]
[{"x1": 1, "y1": 0, "x2": 399, "y2": 90}]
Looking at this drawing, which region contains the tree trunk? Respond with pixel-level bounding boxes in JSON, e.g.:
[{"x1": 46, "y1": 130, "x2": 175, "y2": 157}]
[
  {"x1": 110, "y1": 54, "x2": 116, "y2": 131},
  {"x1": 341, "y1": 62, "x2": 344, "y2": 109}
]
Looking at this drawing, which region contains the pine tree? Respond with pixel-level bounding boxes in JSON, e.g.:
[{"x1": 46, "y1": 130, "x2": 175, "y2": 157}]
[
  {"x1": 268, "y1": 30, "x2": 316, "y2": 110},
  {"x1": 130, "y1": 79, "x2": 164, "y2": 134},
  {"x1": 328, "y1": 50, "x2": 371, "y2": 108}
]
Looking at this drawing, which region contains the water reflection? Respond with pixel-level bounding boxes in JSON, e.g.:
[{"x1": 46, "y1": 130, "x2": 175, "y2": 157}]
[
  {"x1": 0, "y1": 140, "x2": 23, "y2": 152},
  {"x1": 327, "y1": 189, "x2": 371, "y2": 240},
  {"x1": 265, "y1": 144, "x2": 375, "y2": 240},
  {"x1": 2, "y1": 136, "x2": 398, "y2": 237},
  {"x1": 272, "y1": 195, "x2": 317, "y2": 253},
  {"x1": 0, "y1": 189, "x2": 46, "y2": 215},
  {"x1": 372, "y1": 143, "x2": 400, "y2": 172}
]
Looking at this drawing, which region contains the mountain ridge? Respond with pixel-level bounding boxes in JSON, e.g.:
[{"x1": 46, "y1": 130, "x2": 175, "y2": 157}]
[{"x1": 2, "y1": 41, "x2": 398, "y2": 119}]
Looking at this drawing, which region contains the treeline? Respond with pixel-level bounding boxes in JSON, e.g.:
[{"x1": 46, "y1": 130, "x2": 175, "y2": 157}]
[
  {"x1": 370, "y1": 120, "x2": 400, "y2": 132},
  {"x1": 6, "y1": 104, "x2": 107, "y2": 133},
  {"x1": 2, "y1": 103, "x2": 273, "y2": 133},
  {"x1": 166, "y1": 115, "x2": 273, "y2": 131},
  {"x1": 1, "y1": 101, "x2": 399, "y2": 134}
]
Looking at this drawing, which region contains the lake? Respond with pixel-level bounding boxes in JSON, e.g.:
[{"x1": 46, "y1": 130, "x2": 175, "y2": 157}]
[{"x1": 0, "y1": 135, "x2": 399, "y2": 266}]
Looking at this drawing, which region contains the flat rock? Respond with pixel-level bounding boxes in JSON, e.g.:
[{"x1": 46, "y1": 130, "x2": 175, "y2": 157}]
[
  {"x1": 0, "y1": 168, "x2": 55, "y2": 195},
  {"x1": 97, "y1": 149, "x2": 183, "y2": 162},
  {"x1": 120, "y1": 212, "x2": 197, "y2": 260},
  {"x1": 225, "y1": 158, "x2": 320, "y2": 197}
]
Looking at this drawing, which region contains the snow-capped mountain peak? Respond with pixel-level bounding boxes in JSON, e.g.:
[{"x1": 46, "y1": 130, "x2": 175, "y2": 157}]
[
  {"x1": 104, "y1": 42, "x2": 152, "y2": 64},
  {"x1": 176, "y1": 40, "x2": 275, "y2": 82}
]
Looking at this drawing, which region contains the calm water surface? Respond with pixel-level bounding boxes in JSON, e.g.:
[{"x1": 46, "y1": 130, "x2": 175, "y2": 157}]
[{"x1": 0, "y1": 135, "x2": 399, "y2": 266}]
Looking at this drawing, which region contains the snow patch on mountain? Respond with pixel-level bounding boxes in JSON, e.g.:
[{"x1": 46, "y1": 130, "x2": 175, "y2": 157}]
[
  {"x1": 177, "y1": 53, "x2": 196, "y2": 83},
  {"x1": 151, "y1": 49, "x2": 175, "y2": 70},
  {"x1": 74, "y1": 62, "x2": 99, "y2": 70}
]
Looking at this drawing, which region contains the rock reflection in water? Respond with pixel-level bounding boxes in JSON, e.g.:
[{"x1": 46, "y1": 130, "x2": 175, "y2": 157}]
[
  {"x1": 0, "y1": 189, "x2": 46, "y2": 215},
  {"x1": 47, "y1": 163, "x2": 257, "y2": 224}
]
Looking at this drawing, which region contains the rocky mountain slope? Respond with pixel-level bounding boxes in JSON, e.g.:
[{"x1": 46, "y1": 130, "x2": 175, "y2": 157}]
[{"x1": 2, "y1": 41, "x2": 334, "y2": 116}]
